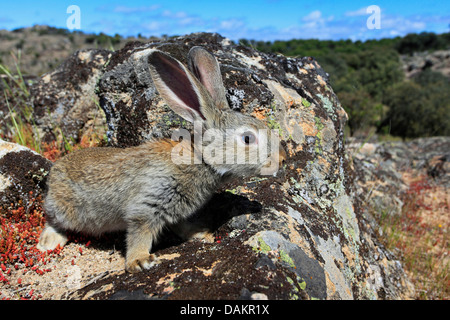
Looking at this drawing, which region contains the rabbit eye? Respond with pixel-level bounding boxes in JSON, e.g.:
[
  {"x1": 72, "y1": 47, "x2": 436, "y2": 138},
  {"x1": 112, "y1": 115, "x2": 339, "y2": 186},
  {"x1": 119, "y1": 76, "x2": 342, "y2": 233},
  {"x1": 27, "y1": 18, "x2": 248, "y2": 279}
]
[{"x1": 241, "y1": 131, "x2": 256, "y2": 144}]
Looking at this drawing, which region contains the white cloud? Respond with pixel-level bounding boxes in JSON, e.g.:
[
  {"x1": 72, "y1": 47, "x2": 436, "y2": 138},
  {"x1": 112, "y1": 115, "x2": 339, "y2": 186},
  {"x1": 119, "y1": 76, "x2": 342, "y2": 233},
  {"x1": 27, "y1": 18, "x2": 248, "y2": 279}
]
[
  {"x1": 162, "y1": 10, "x2": 189, "y2": 19},
  {"x1": 292, "y1": 10, "x2": 348, "y2": 40},
  {"x1": 220, "y1": 19, "x2": 246, "y2": 30},
  {"x1": 113, "y1": 5, "x2": 161, "y2": 14},
  {"x1": 381, "y1": 14, "x2": 426, "y2": 33},
  {"x1": 303, "y1": 10, "x2": 322, "y2": 21},
  {"x1": 179, "y1": 17, "x2": 201, "y2": 26},
  {"x1": 93, "y1": 4, "x2": 443, "y2": 41},
  {"x1": 345, "y1": 7, "x2": 369, "y2": 17},
  {"x1": 142, "y1": 21, "x2": 165, "y2": 32}
]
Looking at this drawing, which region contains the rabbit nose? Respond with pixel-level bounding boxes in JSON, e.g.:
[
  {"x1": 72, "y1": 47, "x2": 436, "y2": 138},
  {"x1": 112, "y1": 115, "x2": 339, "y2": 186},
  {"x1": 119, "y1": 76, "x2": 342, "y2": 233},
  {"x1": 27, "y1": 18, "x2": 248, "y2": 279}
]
[{"x1": 278, "y1": 144, "x2": 287, "y2": 166}]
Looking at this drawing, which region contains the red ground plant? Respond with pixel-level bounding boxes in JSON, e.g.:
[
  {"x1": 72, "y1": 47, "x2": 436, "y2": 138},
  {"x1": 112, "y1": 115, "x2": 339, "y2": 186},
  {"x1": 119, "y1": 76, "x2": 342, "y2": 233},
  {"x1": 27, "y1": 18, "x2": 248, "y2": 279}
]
[{"x1": 0, "y1": 194, "x2": 55, "y2": 286}]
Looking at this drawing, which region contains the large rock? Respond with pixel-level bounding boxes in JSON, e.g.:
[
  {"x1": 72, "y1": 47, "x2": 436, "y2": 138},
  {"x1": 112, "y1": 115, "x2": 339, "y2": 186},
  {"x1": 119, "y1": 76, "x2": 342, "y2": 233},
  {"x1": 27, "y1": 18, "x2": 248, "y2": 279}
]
[
  {"x1": 14, "y1": 33, "x2": 415, "y2": 300},
  {"x1": 30, "y1": 49, "x2": 112, "y2": 144},
  {"x1": 0, "y1": 139, "x2": 52, "y2": 210},
  {"x1": 348, "y1": 136, "x2": 450, "y2": 218},
  {"x1": 401, "y1": 50, "x2": 450, "y2": 78}
]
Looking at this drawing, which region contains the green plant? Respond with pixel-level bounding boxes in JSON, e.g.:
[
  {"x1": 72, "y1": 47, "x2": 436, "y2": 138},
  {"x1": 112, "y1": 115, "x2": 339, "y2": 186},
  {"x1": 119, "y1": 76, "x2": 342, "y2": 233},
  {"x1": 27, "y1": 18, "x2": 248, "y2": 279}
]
[
  {"x1": 1, "y1": 52, "x2": 42, "y2": 153},
  {"x1": 5, "y1": 100, "x2": 21, "y2": 143},
  {"x1": 395, "y1": 32, "x2": 450, "y2": 55},
  {"x1": 381, "y1": 74, "x2": 450, "y2": 138},
  {"x1": 0, "y1": 51, "x2": 29, "y2": 97}
]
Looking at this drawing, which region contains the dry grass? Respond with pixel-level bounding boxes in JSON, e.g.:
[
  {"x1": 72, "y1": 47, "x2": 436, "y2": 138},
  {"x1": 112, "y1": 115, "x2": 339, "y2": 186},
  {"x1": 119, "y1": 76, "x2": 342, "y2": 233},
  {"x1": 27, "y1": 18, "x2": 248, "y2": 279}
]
[{"x1": 379, "y1": 173, "x2": 449, "y2": 300}]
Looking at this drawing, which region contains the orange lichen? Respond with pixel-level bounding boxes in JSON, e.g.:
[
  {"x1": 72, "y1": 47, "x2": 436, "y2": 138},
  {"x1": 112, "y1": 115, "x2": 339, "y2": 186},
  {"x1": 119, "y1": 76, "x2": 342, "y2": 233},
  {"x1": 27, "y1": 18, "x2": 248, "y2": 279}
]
[{"x1": 251, "y1": 108, "x2": 267, "y2": 121}]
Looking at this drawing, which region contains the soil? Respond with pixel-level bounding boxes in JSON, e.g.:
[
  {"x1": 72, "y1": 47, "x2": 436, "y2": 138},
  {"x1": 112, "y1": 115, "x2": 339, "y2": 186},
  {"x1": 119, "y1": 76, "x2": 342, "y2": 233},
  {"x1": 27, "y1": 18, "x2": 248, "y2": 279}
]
[
  {"x1": 0, "y1": 226, "x2": 300, "y2": 300},
  {"x1": 0, "y1": 231, "x2": 125, "y2": 300}
]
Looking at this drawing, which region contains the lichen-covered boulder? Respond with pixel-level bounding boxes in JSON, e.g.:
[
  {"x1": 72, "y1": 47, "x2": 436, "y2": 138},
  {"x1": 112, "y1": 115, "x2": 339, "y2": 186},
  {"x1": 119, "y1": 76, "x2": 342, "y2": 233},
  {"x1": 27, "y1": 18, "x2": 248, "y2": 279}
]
[
  {"x1": 30, "y1": 49, "x2": 111, "y2": 143},
  {"x1": 0, "y1": 139, "x2": 52, "y2": 210},
  {"x1": 65, "y1": 33, "x2": 413, "y2": 300},
  {"x1": 349, "y1": 136, "x2": 450, "y2": 217}
]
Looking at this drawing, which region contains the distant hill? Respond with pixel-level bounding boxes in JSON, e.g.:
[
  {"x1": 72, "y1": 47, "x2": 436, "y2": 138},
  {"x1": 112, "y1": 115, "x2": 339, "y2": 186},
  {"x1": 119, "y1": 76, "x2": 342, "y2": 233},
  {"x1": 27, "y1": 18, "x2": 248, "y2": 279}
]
[{"x1": 0, "y1": 25, "x2": 161, "y2": 76}]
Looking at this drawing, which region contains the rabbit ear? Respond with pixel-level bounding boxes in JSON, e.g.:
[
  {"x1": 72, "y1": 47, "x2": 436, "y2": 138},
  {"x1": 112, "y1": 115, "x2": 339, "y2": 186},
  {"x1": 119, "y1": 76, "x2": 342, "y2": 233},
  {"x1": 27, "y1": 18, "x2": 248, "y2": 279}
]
[
  {"x1": 188, "y1": 47, "x2": 230, "y2": 110},
  {"x1": 148, "y1": 50, "x2": 208, "y2": 123}
]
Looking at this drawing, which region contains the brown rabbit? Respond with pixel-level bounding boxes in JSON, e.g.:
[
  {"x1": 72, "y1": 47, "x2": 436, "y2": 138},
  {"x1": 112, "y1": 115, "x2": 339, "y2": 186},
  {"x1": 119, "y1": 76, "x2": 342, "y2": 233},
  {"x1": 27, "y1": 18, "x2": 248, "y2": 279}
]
[{"x1": 37, "y1": 47, "x2": 286, "y2": 273}]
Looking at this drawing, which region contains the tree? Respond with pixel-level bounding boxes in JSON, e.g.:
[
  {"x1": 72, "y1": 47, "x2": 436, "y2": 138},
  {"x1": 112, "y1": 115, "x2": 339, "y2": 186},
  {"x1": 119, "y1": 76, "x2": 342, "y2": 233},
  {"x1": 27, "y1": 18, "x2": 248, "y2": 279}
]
[
  {"x1": 382, "y1": 77, "x2": 450, "y2": 138},
  {"x1": 395, "y1": 32, "x2": 450, "y2": 55},
  {"x1": 413, "y1": 70, "x2": 450, "y2": 136},
  {"x1": 338, "y1": 89, "x2": 382, "y2": 136}
]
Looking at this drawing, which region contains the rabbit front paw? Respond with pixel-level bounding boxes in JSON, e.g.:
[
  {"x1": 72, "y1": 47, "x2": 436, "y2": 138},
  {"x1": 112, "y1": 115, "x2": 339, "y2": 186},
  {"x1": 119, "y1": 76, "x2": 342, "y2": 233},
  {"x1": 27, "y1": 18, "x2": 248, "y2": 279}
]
[
  {"x1": 125, "y1": 253, "x2": 157, "y2": 273},
  {"x1": 37, "y1": 224, "x2": 68, "y2": 252}
]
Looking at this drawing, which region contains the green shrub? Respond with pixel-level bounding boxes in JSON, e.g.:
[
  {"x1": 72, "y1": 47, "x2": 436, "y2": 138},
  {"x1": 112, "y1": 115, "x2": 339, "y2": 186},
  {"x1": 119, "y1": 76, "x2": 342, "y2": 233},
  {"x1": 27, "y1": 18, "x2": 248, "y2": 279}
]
[
  {"x1": 240, "y1": 32, "x2": 449, "y2": 139},
  {"x1": 382, "y1": 72, "x2": 450, "y2": 138}
]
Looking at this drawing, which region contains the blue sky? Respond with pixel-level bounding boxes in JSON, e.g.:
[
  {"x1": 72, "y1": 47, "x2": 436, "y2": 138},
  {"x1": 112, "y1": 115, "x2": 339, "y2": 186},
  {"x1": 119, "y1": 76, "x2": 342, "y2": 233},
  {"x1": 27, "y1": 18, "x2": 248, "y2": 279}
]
[{"x1": 0, "y1": 0, "x2": 449, "y2": 41}]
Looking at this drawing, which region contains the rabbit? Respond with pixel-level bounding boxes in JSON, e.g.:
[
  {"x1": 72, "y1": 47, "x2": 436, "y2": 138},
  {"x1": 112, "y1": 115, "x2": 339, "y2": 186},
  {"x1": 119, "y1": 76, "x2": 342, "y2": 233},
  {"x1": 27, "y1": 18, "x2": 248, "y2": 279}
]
[{"x1": 37, "y1": 46, "x2": 287, "y2": 273}]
